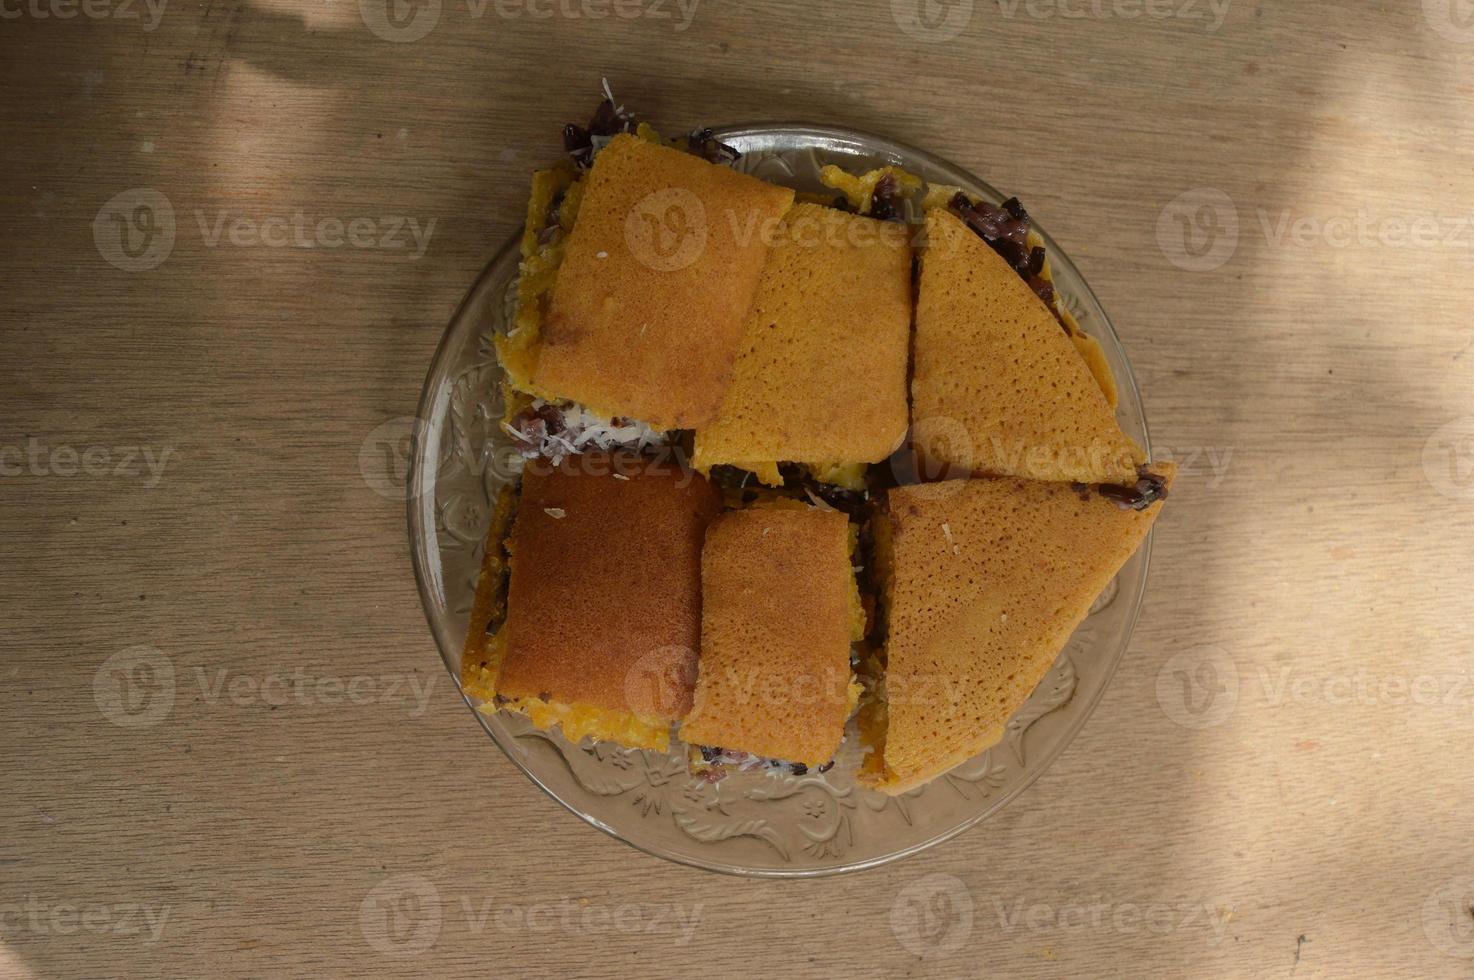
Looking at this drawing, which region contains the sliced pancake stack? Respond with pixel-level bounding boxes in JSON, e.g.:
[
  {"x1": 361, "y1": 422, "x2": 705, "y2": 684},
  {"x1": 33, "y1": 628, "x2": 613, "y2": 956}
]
[
  {"x1": 460, "y1": 455, "x2": 721, "y2": 752},
  {"x1": 679, "y1": 507, "x2": 862, "y2": 769},
  {"x1": 692, "y1": 203, "x2": 913, "y2": 488},
  {"x1": 461, "y1": 471, "x2": 862, "y2": 769},
  {"x1": 859, "y1": 470, "x2": 1173, "y2": 793},
  {"x1": 855, "y1": 206, "x2": 1172, "y2": 793},
  {"x1": 464, "y1": 111, "x2": 1174, "y2": 790},
  {"x1": 502, "y1": 133, "x2": 794, "y2": 432},
  {"x1": 912, "y1": 208, "x2": 1145, "y2": 484}
]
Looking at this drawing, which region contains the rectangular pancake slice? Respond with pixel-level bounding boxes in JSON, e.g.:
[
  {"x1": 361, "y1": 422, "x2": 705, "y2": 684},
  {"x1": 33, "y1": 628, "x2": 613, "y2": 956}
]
[
  {"x1": 860, "y1": 466, "x2": 1175, "y2": 794},
  {"x1": 529, "y1": 134, "x2": 796, "y2": 431},
  {"x1": 912, "y1": 207, "x2": 1144, "y2": 485},
  {"x1": 691, "y1": 203, "x2": 912, "y2": 482},
  {"x1": 460, "y1": 453, "x2": 722, "y2": 751},
  {"x1": 679, "y1": 507, "x2": 858, "y2": 768}
]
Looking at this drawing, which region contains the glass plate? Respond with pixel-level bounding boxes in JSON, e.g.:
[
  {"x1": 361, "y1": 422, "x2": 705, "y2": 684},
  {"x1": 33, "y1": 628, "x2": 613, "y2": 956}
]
[{"x1": 408, "y1": 124, "x2": 1153, "y2": 877}]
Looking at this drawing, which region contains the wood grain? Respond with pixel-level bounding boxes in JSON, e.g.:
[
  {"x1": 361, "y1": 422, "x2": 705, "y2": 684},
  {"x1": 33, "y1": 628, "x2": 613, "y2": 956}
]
[{"x1": 3, "y1": 0, "x2": 1473, "y2": 976}]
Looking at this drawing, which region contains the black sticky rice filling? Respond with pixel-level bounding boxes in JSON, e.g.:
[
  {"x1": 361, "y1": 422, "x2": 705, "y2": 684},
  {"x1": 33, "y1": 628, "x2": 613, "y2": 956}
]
[
  {"x1": 695, "y1": 745, "x2": 836, "y2": 780},
  {"x1": 562, "y1": 99, "x2": 638, "y2": 169},
  {"x1": 562, "y1": 100, "x2": 740, "y2": 170},
  {"x1": 946, "y1": 192, "x2": 1066, "y2": 328},
  {"x1": 1085, "y1": 467, "x2": 1171, "y2": 512}
]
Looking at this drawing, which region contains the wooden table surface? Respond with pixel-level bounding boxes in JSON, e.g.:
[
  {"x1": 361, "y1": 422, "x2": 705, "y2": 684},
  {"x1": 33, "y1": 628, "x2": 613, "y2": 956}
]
[{"x1": 4, "y1": 0, "x2": 1473, "y2": 976}]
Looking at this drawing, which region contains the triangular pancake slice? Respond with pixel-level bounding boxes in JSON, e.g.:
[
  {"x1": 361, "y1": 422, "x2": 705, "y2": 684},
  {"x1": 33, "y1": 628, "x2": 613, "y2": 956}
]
[
  {"x1": 692, "y1": 204, "x2": 912, "y2": 486},
  {"x1": 528, "y1": 134, "x2": 795, "y2": 431},
  {"x1": 912, "y1": 208, "x2": 1144, "y2": 484},
  {"x1": 859, "y1": 465, "x2": 1174, "y2": 794}
]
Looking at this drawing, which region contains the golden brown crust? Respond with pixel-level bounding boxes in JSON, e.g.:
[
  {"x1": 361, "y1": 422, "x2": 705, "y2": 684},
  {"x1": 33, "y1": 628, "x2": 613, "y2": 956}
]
[
  {"x1": 494, "y1": 453, "x2": 722, "y2": 720},
  {"x1": 678, "y1": 507, "x2": 854, "y2": 768},
  {"x1": 530, "y1": 134, "x2": 796, "y2": 430},
  {"x1": 459, "y1": 485, "x2": 519, "y2": 700},
  {"x1": 861, "y1": 465, "x2": 1176, "y2": 793},
  {"x1": 693, "y1": 204, "x2": 912, "y2": 470},
  {"x1": 911, "y1": 208, "x2": 1144, "y2": 484}
]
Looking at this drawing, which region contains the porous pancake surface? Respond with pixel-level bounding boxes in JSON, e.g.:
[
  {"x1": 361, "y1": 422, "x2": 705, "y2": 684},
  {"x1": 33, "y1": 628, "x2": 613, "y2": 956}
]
[
  {"x1": 864, "y1": 466, "x2": 1174, "y2": 793},
  {"x1": 693, "y1": 203, "x2": 911, "y2": 471},
  {"x1": 532, "y1": 134, "x2": 795, "y2": 430},
  {"x1": 912, "y1": 208, "x2": 1143, "y2": 484},
  {"x1": 679, "y1": 507, "x2": 855, "y2": 768},
  {"x1": 495, "y1": 454, "x2": 722, "y2": 720}
]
